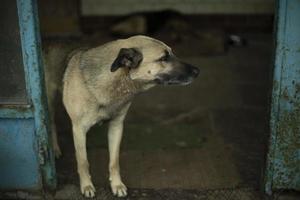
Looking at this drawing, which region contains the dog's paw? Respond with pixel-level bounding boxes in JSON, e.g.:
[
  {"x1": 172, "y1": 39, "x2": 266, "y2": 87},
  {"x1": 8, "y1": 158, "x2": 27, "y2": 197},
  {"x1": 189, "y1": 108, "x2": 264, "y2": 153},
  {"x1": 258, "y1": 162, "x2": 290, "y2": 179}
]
[
  {"x1": 54, "y1": 148, "x2": 62, "y2": 159},
  {"x1": 111, "y1": 181, "x2": 127, "y2": 197},
  {"x1": 81, "y1": 184, "x2": 96, "y2": 198},
  {"x1": 53, "y1": 144, "x2": 62, "y2": 159}
]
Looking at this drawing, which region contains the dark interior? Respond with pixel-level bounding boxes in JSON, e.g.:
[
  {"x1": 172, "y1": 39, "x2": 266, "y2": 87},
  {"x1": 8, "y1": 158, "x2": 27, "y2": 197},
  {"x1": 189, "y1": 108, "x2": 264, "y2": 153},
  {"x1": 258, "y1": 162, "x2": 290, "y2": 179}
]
[{"x1": 39, "y1": 1, "x2": 274, "y2": 199}]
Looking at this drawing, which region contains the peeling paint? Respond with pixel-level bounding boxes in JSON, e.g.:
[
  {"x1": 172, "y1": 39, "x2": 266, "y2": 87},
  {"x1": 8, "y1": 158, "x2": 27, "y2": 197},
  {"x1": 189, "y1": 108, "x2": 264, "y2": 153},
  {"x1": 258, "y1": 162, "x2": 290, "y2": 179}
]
[
  {"x1": 273, "y1": 103, "x2": 300, "y2": 188},
  {"x1": 265, "y1": 0, "x2": 300, "y2": 194},
  {"x1": 16, "y1": 0, "x2": 56, "y2": 190}
]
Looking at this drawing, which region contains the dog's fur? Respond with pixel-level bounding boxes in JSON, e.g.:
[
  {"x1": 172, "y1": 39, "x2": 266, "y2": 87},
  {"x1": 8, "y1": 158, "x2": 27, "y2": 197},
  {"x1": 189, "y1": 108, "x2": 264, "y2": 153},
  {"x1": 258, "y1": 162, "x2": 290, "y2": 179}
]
[{"x1": 50, "y1": 35, "x2": 199, "y2": 198}]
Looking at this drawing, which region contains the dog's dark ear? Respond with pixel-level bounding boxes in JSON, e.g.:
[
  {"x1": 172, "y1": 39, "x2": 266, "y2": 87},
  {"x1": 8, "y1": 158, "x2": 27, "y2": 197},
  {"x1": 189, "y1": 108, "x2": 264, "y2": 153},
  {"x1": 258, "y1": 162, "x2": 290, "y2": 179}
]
[{"x1": 110, "y1": 48, "x2": 143, "y2": 72}]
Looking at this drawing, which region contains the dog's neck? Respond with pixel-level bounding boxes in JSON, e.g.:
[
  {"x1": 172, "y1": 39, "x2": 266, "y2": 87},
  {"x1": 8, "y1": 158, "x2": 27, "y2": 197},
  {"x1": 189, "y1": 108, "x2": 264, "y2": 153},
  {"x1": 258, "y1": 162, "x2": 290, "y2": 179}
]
[{"x1": 109, "y1": 69, "x2": 154, "y2": 100}]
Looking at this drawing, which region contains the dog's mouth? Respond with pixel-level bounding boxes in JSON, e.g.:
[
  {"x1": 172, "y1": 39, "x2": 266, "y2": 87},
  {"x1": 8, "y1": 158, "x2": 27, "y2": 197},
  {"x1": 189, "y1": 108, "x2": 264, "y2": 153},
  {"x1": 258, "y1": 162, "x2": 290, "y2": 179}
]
[
  {"x1": 154, "y1": 63, "x2": 199, "y2": 86},
  {"x1": 154, "y1": 75, "x2": 195, "y2": 86}
]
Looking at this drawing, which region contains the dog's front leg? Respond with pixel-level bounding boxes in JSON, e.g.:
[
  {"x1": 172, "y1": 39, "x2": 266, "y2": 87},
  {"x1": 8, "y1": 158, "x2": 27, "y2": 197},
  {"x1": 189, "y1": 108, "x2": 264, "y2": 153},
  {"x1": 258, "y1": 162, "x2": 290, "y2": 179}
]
[
  {"x1": 108, "y1": 103, "x2": 131, "y2": 197},
  {"x1": 73, "y1": 123, "x2": 96, "y2": 198}
]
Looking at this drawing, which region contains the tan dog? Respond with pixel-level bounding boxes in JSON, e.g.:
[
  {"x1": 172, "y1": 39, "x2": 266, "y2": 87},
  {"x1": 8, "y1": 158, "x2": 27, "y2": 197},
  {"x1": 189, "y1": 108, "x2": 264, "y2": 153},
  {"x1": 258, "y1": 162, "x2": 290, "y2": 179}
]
[{"x1": 60, "y1": 35, "x2": 199, "y2": 198}]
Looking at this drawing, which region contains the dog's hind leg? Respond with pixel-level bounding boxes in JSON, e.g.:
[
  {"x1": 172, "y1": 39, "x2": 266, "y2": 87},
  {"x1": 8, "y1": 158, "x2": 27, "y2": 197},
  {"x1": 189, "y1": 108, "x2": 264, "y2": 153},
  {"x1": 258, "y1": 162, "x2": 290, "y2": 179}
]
[
  {"x1": 51, "y1": 121, "x2": 61, "y2": 158},
  {"x1": 47, "y1": 87, "x2": 62, "y2": 158},
  {"x1": 108, "y1": 103, "x2": 131, "y2": 197},
  {"x1": 72, "y1": 121, "x2": 96, "y2": 198}
]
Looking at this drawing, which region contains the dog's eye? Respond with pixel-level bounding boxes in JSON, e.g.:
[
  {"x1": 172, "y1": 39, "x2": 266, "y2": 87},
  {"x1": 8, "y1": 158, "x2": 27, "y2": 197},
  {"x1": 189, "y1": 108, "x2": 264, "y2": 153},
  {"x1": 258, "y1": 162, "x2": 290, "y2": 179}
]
[{"x1": 158, "y1": 52, "x2": 170, "y2": 62}]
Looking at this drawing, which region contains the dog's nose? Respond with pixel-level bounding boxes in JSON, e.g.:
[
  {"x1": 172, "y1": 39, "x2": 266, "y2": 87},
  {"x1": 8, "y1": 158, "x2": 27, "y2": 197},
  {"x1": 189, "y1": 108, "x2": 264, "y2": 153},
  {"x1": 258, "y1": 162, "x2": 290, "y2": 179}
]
[{"x1": 191, "y1": 66, "x2": 200, "y2": 77}]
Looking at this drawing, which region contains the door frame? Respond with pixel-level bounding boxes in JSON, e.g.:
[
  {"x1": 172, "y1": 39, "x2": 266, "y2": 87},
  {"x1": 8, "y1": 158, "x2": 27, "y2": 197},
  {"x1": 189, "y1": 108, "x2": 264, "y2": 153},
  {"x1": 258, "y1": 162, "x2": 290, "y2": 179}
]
[
  {"x1": 0, "y1": 0, "x2": 56, "y2": 190},
  {"x1": 265, "y1": 0, "x2": 300, "y2": 194},
  {"x1": 17, "y1": 0, "x2": 56, "y2": 189}
]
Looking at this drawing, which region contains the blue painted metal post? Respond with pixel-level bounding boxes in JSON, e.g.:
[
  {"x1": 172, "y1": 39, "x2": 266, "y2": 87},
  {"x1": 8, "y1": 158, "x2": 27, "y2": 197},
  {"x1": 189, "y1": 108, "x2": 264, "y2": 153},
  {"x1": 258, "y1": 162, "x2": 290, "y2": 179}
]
[
  {"x1": 0, "y1": 119, "x2": 40, "y2": 189},
  {"x1": 1, "y1": 0, "x2": 56, "y2": 190},
  {"x1": 265, "y1": 0, "x2": 300, "y2": 194},
  {"x1": 0, "y1": 0, "x2": 40, "y2": 189},
  {"x1": 17, "y1": 0, "x2": 56, "y2": 189}
]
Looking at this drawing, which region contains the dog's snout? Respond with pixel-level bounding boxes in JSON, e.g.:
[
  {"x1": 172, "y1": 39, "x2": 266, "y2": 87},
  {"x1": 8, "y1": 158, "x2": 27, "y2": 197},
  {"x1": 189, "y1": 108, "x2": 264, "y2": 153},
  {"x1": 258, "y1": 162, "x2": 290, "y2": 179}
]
[
  {"x1": 191, "y1": 67, "x2": 200, "y2": 77},
  {"x1": 184, "y1": 64, "x2": 199, "y2": 78}
]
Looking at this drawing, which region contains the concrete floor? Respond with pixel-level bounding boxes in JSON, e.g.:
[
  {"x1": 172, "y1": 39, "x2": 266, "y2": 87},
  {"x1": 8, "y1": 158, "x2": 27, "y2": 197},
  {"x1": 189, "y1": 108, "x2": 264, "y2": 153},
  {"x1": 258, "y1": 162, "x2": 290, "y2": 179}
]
[
  {"x1": 0, "y1": 27, "x2": 292, "y2": 199},
  {"x1": 51, "y1": 31, "x2": 274, "y2": 200}
]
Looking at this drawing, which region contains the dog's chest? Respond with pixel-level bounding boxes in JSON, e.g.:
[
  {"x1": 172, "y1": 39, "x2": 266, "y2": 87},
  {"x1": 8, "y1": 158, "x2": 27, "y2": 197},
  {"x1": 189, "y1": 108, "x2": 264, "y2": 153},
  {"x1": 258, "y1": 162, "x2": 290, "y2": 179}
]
[
  {"x1": 99, "y1": 93, "x2": 133, "y2": 120},
  {"x1": 95, "y1": 73, "x2": 140, "y2": 120}
]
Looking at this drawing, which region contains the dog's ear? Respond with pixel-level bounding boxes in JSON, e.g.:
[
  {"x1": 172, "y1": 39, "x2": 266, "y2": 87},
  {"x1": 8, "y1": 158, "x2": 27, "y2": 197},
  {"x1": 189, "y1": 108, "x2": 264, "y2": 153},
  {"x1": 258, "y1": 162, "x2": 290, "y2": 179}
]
[{"x1": 110, "y1": 48, "x2": 143, "y2": 72}]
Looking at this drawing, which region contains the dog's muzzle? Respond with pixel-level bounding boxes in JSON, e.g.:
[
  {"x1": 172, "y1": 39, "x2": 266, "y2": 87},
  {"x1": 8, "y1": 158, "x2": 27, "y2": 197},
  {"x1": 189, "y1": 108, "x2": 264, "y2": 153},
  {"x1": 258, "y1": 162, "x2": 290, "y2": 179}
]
[{"x1": 155, "y1": 64, "x2": 200, "y2": 85}]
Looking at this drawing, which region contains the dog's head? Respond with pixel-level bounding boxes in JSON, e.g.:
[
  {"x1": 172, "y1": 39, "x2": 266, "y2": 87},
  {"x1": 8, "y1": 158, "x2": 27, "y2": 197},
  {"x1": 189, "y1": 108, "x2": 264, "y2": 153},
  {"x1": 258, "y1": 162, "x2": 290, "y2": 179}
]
[{"x1": 110, "y1": 35, "x2": 199, "y2": 86}]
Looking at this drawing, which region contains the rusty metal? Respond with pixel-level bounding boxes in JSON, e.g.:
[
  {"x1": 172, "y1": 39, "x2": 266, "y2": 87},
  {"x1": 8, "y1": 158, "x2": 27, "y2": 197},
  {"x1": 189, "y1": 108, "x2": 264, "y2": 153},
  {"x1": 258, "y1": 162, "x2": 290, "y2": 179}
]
[{"x1": 265, "y1": 0, "x2": 300, "y2": 194}]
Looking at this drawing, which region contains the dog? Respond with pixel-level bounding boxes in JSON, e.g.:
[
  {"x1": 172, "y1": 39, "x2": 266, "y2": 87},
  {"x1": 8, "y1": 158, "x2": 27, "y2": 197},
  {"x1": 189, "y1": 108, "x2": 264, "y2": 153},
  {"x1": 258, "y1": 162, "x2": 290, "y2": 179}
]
[{"x1": 57, "y1": 35, "x2": 199, "y2": 198}]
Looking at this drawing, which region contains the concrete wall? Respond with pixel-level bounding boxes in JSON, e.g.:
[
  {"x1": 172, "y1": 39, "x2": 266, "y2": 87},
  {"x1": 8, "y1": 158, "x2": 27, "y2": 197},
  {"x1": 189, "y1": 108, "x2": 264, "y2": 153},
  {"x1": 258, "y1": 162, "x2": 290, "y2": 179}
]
[
  {"x1": 38, "y1": 0, "x2": 80, "y2": 36},
  {"x1": 82, "y1": 0, "x2": 275, "y2": 16}
]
